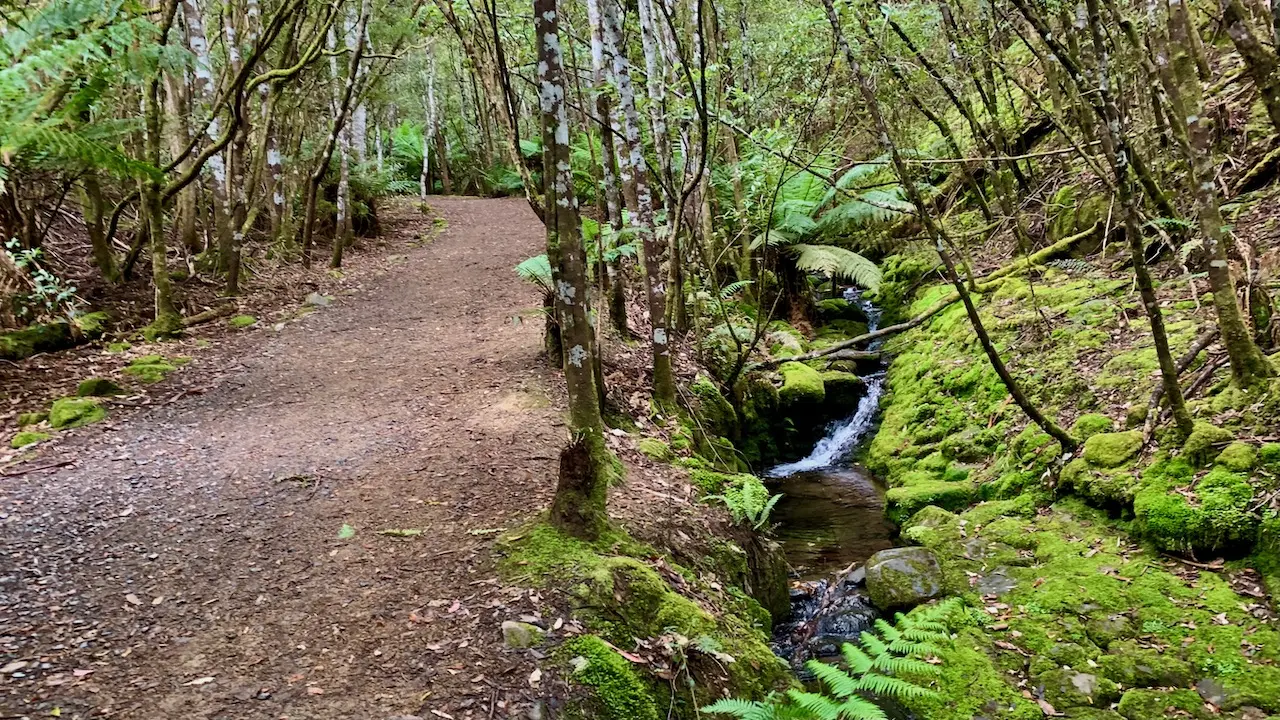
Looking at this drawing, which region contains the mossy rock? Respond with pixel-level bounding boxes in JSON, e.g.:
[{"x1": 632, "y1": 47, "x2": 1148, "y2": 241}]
[
  {"x1": 560, "y1": 635, "x2": 661, "y2": 720},
  {"x1": 1036, "y1": 669, "x2": 1120, "y2": 709},
  {"x1": 105, "y1": 341, "x2": 132, "y2": 353},
  {"x1": 885, "y1": 480, "x2": 977, "y2": 526},
  {"x1": 123, "y1": 355, "x2": 179, "y2": 383},
  {"x1": 11, "y1": 431, "x2": 50, "y2": 449},
  {"x1": 1094, "y1": 641, "x2": 1193, "y2": 688},
  {"x1": 815, "y1": 297, "x2": 869, "y2": 323},
  {"x1": 777, "y1": 361, "x2": 824, "y2": 407},
  {"x1": 1133, "y1": 467, "x2": 1258, "y2": 554},
  {"x1": 1071, "y1": 414, "x2": 1115, "y2": 441},
  {"x1": 17, "y1": 411, "x2": 47, "y2": 427},
  {"x1": 1115, "y1": 688, "x2": 1208, "y2": 720},
  {"x1": 864, "y1": 547, "x2": 944, "y2": 611},
  {"x1": 1, "y1": 320, "x2": 77, "y2": 361},
  {"x1": 1082, "y1": 431, "x2": 1142, "y2": 469},
  {"x1": 688, "y1": 376, "x2": 738, "y2": 438},
  {"x1": 228, "y1": 314, "x2": 258, "y2": 329},
  {"x1": 76, "y1": 377, "x2": 125, "y2": 397},
  {"x1": 48, "y1": 397, "x2": 105, "y2": 429},
  {"x1": 1215, "y1": 442, "x2": 1256, "y2": 472},
  {"x1": 637, "y1": 438, "x2": 673, "y2": 461},
  {"x1": 1182, "y1": 422, "x2": 1234, "y2": 466},
  {"x1": 1060, "y1": 458, "x2": 1139, "y2": 507},
  {"x1": 819, "y1": 370, "x2": 863, "y2": 411}
]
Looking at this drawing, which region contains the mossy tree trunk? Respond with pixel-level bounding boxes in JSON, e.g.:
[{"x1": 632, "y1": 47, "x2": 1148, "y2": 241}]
[
  {"x1": 536, "y1": 0, "x2": 611, "y2": 540},
  {"x1": 143, "y1": 0, "x2": 183, "y2": 335},
  {"x1": 585, "y1": 0, "x2": 628, "y2": 337},
  {"x1": 822, "y1": 0, "x2": 1079, "y2": 453},
  {"x1": 1162, "y1": 0, "x2": 1276, "y2": 387},
  {"x1": 1221, "y1": 0, "x2": 1280, "y2": 134}
]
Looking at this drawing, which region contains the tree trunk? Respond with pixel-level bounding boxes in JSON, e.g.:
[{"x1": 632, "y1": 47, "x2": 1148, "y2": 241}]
[
  {"x1": 1164, "y1": 0, "x2": 1275, "y2": 385},
  {"x1": 535, "y1": 0, "x2": 611, "y2": 540},
  {"x1": 586, "y1": 0, "x2": 628, "y2": 336},
  {"x1": 1222, "y1": 0, "x2": 1280, "y2": 133},
  {"x1": 601, "y1": 0, "x2": 677, "y2": 410}
]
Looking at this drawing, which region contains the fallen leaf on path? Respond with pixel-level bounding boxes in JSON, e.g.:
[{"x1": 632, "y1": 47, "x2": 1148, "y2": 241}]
[
  {"x1": 125, "y1": 593, "x2": 142, "y2": 606},
  {"x1": 184, "y1": 676, "x2": 214, "y2": 686},
  {"x1": 528, "y1": 668, "x2": 541, "y2": 686}
]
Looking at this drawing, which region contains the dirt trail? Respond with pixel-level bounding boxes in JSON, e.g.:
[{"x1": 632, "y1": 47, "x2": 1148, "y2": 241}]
[{"x1": 1, "y1": 197, "x2": 565, "y2": 720}]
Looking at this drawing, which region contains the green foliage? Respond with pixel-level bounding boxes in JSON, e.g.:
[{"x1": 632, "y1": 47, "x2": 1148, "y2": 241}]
[
  {"x1": 704, "y1": 600, "x2": 959, "y2": 720},
  {"x1": 704, "y1": 473, "x2": 783, "y2": 530},
  {"x1": 515, "y1": 254, "x2": 553, "y2": 299},
  {"x1": 791, "y1": 244, "x2": 882, "y2": 291}
]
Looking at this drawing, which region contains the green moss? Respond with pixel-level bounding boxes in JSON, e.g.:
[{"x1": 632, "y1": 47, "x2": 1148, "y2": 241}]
[
  {"x1": 560, "y1": 635, "x2": 661, "y2": 720},
  {"x1": 1071, "y1": 414, "x2": 1115, "y2": 440},
  {"x1": 105, "y1": 341, "x2": 131, "y2": 353},
  {"x1": 141, "y1": 313, "x2": 184, "y2": 342},
  {"x1": 820, "y1": 370, "x2": 863, "y2": 411},
  {"x1": 689, "y1": 376, "x2": 737, "y2": 438},
  {"x1": 17, "y1": 411, "x2": 47, "y2": 427},
  {"x1": 73, "y1": 311, "x2": 109, "y2": 336},
  {"x1": 777, "y1": 361, "x2": 824, "y2": 406},
  {"x1": 1215, "y1": 442, "x2": 1256, "y2": 472},
  {"x1": 76, "y1": 377, "x2": 124, "y2": 397},
  {"x1": 885, "y1": 480, "x2": 977, "y2": 525},
  {"x1": 903, "y1": 627, "x2": 1042, "y2": 720},
  {"x1": 1182, "y1": 422, "x2": 1234, "y2": 466},
  {"x1": 1082, "y1": 431, "x2": 1142, "y2": 468},
  {"x1": 48, "y1": 397, "x2": 105, "y2": 429},
  {"x1": 1115, "y1": 689, "x2": 1206, "y2": 720},
  {"x1": 228, "y1": 314, "x2": 258, "y2": 329},
  {"x1": 123, "y1": 355, "x2": 179, "y2": 383},
  {"x1": 11, "y1": 431, "x2": 50, "y2": 448},
  {"x1": 1060, "y1": 458, "x2": 1139, "y2": 507},
  {"x1": 497, "y1": 523, "x2": 790, "y2": 703},
  {"x1": 637, "y1": 438, "x2": 672, "y2": 461}
]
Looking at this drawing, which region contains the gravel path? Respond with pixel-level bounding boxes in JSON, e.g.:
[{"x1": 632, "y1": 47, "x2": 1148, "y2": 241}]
[{"x1": 1, "y1": 197, "x2": 563, "y2": 720}]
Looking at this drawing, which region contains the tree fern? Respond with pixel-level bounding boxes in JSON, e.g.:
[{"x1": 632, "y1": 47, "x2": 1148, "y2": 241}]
[
  {"x1": 791, "y1": 244, "x2": 882, "y2": 291},
  {"x1": 515, "y1": 254, "x2": 553, "y2": 299}
]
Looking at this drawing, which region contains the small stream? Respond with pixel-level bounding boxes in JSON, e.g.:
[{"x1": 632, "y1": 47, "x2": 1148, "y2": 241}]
[{"x1": 766, "y1": 292, "x2": 897, "y2": 665}]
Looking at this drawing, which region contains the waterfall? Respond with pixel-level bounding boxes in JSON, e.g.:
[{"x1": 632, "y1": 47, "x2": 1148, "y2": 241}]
[{"x1": 768, "y1": 289, "x2": 885, "y2": 477}]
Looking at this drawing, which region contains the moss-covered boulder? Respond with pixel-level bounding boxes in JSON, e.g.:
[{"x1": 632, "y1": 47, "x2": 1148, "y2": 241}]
[
  {"x1": 228, "y1": 314, "x2": 258, "y2": 329},
  {"x1": 688, "y1": 376, "x2": 738, "y2": 439},
  {"x1": 1071, "y1": 413, "x2": 1115, "y2": 441},
  {"x1": 11, "y1": 431, "x2": 50, "y2": 448},
  {"x1": 1182, "y1": 422, "x2": 1234, "y2": 466},
  {"x1": 48, "y1": 397, "x2": 105, "y2": 429},
  {"x1": 637, "y1": 438, "x2": 673, "y2": 461},
  {"x1": 864, "y1": 547, "x2": 944, "y2": 611},
  {"x1": 1036, "y1": 669, "x2": 1120, "y2": 709},
  {"x1": 1082, "y1": 431, "x2": 1142, "y2": 468},
  {"x1": 1134, "y1": 465, "x2": 1258, "y2": 554},
  {"x1": 885, "y1": 479, "x2": 977, "y2": 526},
  {"x1": 820, "y1": 370, "x2": 863, "y2": 412},
  {"x1": 1060, "y1": 458, "x2": 1139, "y2": 507},
  {"x1": 123, "y1": 355, "x2": 179, "y2": 383},
  {"x1": 1115, "y1": 688, "x2": 1208, "y2": 720},
  {"x1": 777, "y1": 362, "x2": 824, "y2": 407},
  {"x1": 1215, "y1": 442, "x2": 1257, "y2": 472},
  {"x1": 815, "y1": 297, "x2": 869, "y2": 323},
  {"x1": 16, "y1": 411, "x2": 47, "y2": 427},
  {"x1": 1094, "y1": 641, "x2": 1193, "y2": 688},
  {"x1": 76, "y1": 377, "x2": 125, "y2": 397}
]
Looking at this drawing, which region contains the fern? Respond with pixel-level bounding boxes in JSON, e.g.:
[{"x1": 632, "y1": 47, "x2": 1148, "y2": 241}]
[
  {"x1": 719, "y1": 280, "x2": 754, "y2": 299},
  {"x1": 704, "y1": 599, "x2": 964, "y2": 720},
  {"x1": 791, "y1": 245, "x2": 882, "y2": 291},
  {"x1": 515, "y1": 255, "x2": 553, "y2": 299}
]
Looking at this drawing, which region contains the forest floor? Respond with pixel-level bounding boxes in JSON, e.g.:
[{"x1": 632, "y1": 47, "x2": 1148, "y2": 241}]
[{"x1": 0, "y1": 197, "x2": 587, "y2": 720}]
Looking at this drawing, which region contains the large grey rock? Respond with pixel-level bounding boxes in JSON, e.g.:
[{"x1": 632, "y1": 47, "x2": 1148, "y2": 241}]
[{"x1": 864, "y1": 547, "x2": 944, "y2": 611}]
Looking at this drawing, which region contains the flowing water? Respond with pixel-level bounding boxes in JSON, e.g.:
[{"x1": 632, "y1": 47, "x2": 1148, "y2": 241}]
[{"x1": 767, "y1": 291, "x2": 898, "y2": 664}]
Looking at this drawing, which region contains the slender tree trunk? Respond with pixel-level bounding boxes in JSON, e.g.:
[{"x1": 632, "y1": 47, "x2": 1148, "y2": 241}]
[
  {"x1": 535, "y1": 0, "x2": 611, "y2": 540},
  {"x1": 601, "y1": 0, "x2": 677, "y2": 410},
  {"x1": 81, "y1": 174, "x2": 119, "y2": 283},
  {"x1": 144, "y1": 0, "x2": 183, "y2": 335},
  {"x1": 179, "y1": 0, "x2": 233, "y2": 277},
  {"x1": 300, "y1": 0, "x2": 369, "y2": 267},
  {"x1": 1222, "y1": 0, "x2": 1280, "y2": 133},
  {"x1": 586, "y1": 0, "x2": 628, "y2": 336},
  {"x1": 823, "y1": 0, "x2": 1078, "y2": 451}
]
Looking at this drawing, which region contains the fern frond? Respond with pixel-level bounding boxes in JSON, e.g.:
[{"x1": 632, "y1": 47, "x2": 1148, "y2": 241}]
[
  {"x1": 840, "y1": 643, "x2": 875, "y2": 675},
  {"x1": 791, "y1": 245, "x2": 882, "y2": 291},
  {"x1": 873, "y1": 654, "x2": 941, "y2": 677},
  {"x1": 515, "y1": 255, "x2": 553, "y2": 296},
  {"x1": 702, "y1": 698, "x2": 776, "y2": 720},
  {"x1": 719, "y1": 280, "x2": 754, "y2": 299},
  {"x1": 854, "y1": 672, "x2": 938, "y2": 700},
  {"x1": 805, "y1": 660, "x2": 859, "y2": 699},
  {"x1": 837, "y1": 695, "x2": 889, "y2": 720},
  {"x1": 785, "y1": 690, "x2": 842, "y2": 720}
]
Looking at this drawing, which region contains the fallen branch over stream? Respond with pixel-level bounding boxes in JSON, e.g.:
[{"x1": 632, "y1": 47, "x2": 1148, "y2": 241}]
[{"x1": 751, "y1": 225, "x2": 1096, "y2": 370}]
